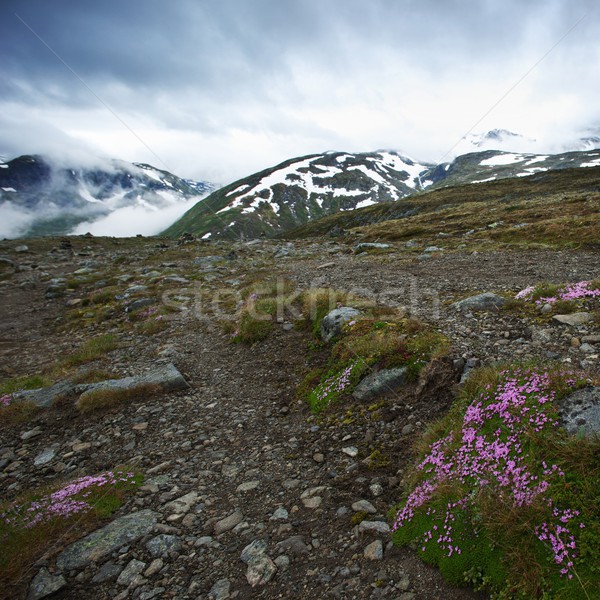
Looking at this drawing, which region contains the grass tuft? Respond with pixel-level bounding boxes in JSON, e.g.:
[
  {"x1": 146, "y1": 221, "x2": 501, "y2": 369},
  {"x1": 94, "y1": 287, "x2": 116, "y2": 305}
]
[{"x1": 76, "y1": 383, "x2": 162, "y2": 413}]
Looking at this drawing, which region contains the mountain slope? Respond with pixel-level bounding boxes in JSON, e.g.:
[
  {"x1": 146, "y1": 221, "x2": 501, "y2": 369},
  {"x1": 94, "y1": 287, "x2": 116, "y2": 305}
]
[
  {"x1": 0, "y1": 155, "x2": 214, "y2": 237},
  {"x1": 164, "y1": 147, "x2": 600, "y2": 240}
]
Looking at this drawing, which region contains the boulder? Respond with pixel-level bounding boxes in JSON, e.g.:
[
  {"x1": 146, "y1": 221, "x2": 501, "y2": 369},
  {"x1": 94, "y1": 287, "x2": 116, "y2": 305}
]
[
  {"x1": 352, "y1": 367, "x2": 408, "y2": 402},
  {"x1": 320, "y1": 307, "x2": 361, "y2": 342},
  {"x1": 558, "y1": 387, "x2": 600, "y2": 437},
  {"x1": 552, "y1": 313, "x2": 594, "y2": 327},
  {"x1": 453, "y1": 292, "x2": 506, "y2": 312},
  {"x1": 354, "y1": 243, "x2": 390, "y2": 253}
]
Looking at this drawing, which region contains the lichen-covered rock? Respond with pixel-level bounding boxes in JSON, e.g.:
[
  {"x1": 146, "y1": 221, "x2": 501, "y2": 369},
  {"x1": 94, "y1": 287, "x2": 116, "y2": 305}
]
[
  {"x1": 559, "y1": 386, "x2": 600, "y2": 437},
  {"x1": 320, "y1": 307, "x2": 360, "y2": 342},
  {"x1": 352, "y1": 367, "x2": 408, "y2": 401},
  {"x1": 453, "y1": 292, "x2": 506, "y2": 312}
]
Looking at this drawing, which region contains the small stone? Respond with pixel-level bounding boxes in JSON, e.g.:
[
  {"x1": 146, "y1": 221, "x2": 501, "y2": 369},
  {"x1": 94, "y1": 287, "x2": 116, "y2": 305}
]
[
  {"x1": 132, "y1": 422, "x2": 148, "y2": 431},
  {"x1": 553, "y1": 312, "x2": 594, "y2": 326},
  {"x1": 144, "y1": 558, "x2": 164, "y2": 577},
  {"x1": 27, "y1": 568, "x2": 66, "y2": 600},
  {"x1": 358, "y1": 520, "x2": 390, "y2": 535},
  {"x1": 72, "y1": 442, "x2": 91, "y2": 452},
  {"x1": 571, "y1": 337, "x2": 581, "y2": 348},
  {"x1": 274, "y1": 555, "x2": 290, "y2": 570},
  {"x1": 241, "y1": 539, "x2": 268, "y2": 564},
  {"x1": 352, "y1": 500, "x2": 377, "y2": 514},
  {"x1": 275, "y1": 535, "x2": 310, "y2": 556},
  {"x1": 312, "y1": 453, "x2": 325, "y2": 463},
  {"x1": 21, "y1": 426, "x2": 42, "y2": 441},
  {"x1": 208, "y1": 578, "x2": 231, "y2": 600},
  {"x1": 33, "y1": 447, "x2": 56, "y2": 467},
  {"x1": 92, "y1": 561, "x2": 122, "y2": 583},
  {"x1": 342, "y1": 446, "x2": 358, "y2": 457},
  {"x1": 364, "y1": 539, "x2": 383, "y2": 560},
  {"x1": 214, "y1": 510, "x2": 243, "y2": 535},
  {"x1": 453, "y1": 292, "x2": 506, "y2": 312},
  {"x1": 236, "y1": 480, "x2": 260, "y2": 493},
  {"x1": 302, "y1": 497, "x2": 322, "y2": 509},
  {"x1": 163, "y1": 491, "x2": 198, "y2": 515},
  {"x1": 580, "y1": 343, "x2": 595, "y2": 353},
  {"x1": 245, "y1": 555, "x2": 277, "y2": 587},
  {"x1": 370, "y1": 483, "x2": 384, "y2": 497},
  {"x1": 145, "y1": 534, "x2": 182, "y2": 557},
  {"x1": 117, "y1": 559, "x2": 146, "y2": 586},
  {"x1": 270, "y1": 507, "x2": 289, "y2": 521}
]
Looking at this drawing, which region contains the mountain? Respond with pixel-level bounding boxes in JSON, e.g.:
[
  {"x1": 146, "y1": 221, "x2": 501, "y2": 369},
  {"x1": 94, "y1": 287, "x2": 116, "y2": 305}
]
[
  {"x1": 163, "y1": 147, "x2": 600, "y2": 240},
  {"x1": 0, "y1": 155, "x2": 215, "y2": 238}
]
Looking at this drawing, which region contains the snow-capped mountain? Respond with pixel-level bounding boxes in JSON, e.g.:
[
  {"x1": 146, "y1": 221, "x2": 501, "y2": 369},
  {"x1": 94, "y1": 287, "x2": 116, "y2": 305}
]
[
  {"x1": 163, "y1": 151, "x2": 436, "y2": 239},
  {"x1": 0, "y1": 155, "x2": 215, "y2": 238},
  {"x1": 164, "y1": 147, "x2": 600, "y2": 240}
]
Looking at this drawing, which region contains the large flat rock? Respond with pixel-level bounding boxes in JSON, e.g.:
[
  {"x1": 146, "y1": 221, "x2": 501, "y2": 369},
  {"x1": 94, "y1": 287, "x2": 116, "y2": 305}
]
[{"x1": 56, "y1": 509, "x2": 159, "y2": 572}]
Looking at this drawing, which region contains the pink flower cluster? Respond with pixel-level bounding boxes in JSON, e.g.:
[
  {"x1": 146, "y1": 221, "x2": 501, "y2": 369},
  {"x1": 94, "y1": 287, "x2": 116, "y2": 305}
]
[
  {"x1": 313, "y1": 360, "x2": 360, "y2": 405},
  {"x1": 0, "y1": 393, "x2": 12, "y2": 407},
  {"x1": 393, "y1": 369, "x2": 585, "y2": 577},
  {"x1": 1, "y1": 470, "x2": 136, "y2": 529},
  {"x1": 516, "y1": 281, "x2": 600, "y2": 305}
]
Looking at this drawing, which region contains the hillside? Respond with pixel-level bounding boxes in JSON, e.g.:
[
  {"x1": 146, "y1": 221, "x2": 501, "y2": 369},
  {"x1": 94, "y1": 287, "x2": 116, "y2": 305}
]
[
  {"x1": 163, "y1": 147, "x2": 600, "y2": 240},
  {"x1": 0, "y1": 155, "x2": 214, "y2": 238}
]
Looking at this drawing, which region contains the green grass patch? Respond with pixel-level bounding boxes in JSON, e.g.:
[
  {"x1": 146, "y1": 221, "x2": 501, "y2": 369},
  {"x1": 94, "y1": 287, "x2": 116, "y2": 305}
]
[
  {"x1": 0, "y1": 399, "x2": 40, "y2": 426},
  {"x1": 0, "y1": 374, "x2": 51, "y2": 395},
  {"x1": 391, "y1": 364, "x2": 600, "y2": 599},
  {"x1": 76, "y1": 383, "x2": 162, "y2": 413},
  {"x1": 62, "y1": 334, "x2": 120, "y2": 367}
]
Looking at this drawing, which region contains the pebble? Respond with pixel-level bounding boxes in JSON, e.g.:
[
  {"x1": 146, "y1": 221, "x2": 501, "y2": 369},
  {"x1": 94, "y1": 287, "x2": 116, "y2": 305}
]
[
  {"x1": 214, "y1": 510, "x2": 244, "y2": 535},
  {"x1": 364, "y1": 539, "x2": 384, "y2": 560}
]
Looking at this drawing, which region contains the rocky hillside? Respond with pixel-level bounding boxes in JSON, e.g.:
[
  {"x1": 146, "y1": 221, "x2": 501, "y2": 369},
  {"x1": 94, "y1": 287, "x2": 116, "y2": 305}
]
[
  {"x1": 0, "y1": 230, "x2": 599, "y2": 599},
  {"x1": 0, "y1": 155, "x2": 215, "y2": 238},
  {"x1": 163, "y1": 147, "x2": 600, "y2": 240}
]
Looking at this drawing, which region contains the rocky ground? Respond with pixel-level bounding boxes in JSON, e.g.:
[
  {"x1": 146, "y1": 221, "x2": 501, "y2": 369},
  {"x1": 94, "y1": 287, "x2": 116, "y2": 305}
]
[{"x1": 0, "y1": 236, "x2": 599, "y2": 600}]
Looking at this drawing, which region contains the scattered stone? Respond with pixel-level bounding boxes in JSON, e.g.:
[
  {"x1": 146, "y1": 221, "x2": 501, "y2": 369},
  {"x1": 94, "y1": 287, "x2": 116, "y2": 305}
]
[
  {"x1": 27, "y1": 568, "x2": 66, "y2": 600},
  {"x1": 163, "y1": 491, "x2": 198, "y2": 515},
  {"x1": 146, "y1": 534, "x2": 183, "y2": 557},
  {"x1": 33, "y1": 447, "x2": 56, "y2": 466},
  {"x1": 144, "y1": 558, "x2": 164, "y2": 577},
  {"x1": 364, "y1": 539, "x2": 384, "y2": 560},
  {"x1": 552, "y1": 312, "x2": 594, "y2": 326},
  {"x1": 582, "y1": 335, "x2": 600, "y2": 344},
  {"x1": 317, "y1": 262, "x2": 336, "y2": 269},
  {"x1": 358, "y1": 520, "x2": 390, "y2": 535},
  {"x1": 276, "y1": 535, "x2": 310, "y2": 556},
  {"x1": 270, "y1": 507, "x2": 289, "y2": 521},
  {"x1": 236, "y1": 480, "x2": 260, "y2": 493},
  {"x1": 56, "y1": 509, "x2": 158, "y2": 571},
  {"x1": 91, "y1": 561, "x2": 122, "y2": 584},
  {"x1": 312, "y1": 452, "x2": 325, "y2": 463},
  {"x1": 246, "y1": 554, "x2": 277, "y2": 587},
  {"x1": 320, "y1": 307, "x2": 361, "y2": 342},
  {"x1": 559, "y1": 387, "x2": 600, "y2": 437},
  {"x1": 15, "y1": 244, "x2": 29, "y2": 253},
  {"x1": 301, "y1": 486, "x2": 327, "y2": 509},
  {"x1": 15, "y1": 381, "x2": 76, "y2": 409},
  {"x1": 453, "y1": 292, "x2": 506, "y2": 312},
  {"x1": 352, "y1": 367, "x2": 408, "y2": 402},
  {"x1": 21, "y1": 426, "x2": 42, "y2": 441},
  {"x1": 241, "y1": 539, "x2": 268, "y2": 564},
  {"x1": 208, "y1": 578, "x2": 231, "y2": 600},
  {"x1": 116, "y1": 559, "x2": 146, "y2": 586},
  {"x1": 354, "y1": 243, "x2": 390, "y2": 253},
  {"x1": 342, "y1": 446, "x2": 358, "y2": 457},
  {"x1": 352, "y1": 500, "x2": 377, "y2": 514},
  {"x1": 214, "y1": 510, "x2": 244, "y2": 535}
]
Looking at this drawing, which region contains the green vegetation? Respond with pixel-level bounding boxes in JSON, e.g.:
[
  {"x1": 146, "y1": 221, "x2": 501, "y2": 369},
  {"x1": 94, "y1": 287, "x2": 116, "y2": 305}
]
[
  {"x1": 299, "y1": 316, "x2": 449, "y2": 414},
  {"x1": 62, "y1": 334, "x2": 120, "y2": 367},
  {"x1": 391, "y1": 364, "x2": 600, "y2": 599},
  {"x1": 0, "y1": 469, "x2": 141, "y2": 590},
  {"x1": 76, "y1": 383, "x2": 162, "y2": 413}
]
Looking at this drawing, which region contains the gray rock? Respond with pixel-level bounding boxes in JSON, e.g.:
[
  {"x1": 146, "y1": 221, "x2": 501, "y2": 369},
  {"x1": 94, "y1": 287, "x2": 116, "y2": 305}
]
[
  {"x1": 352, "y1": 367, "x2": 408, "y2": 402},
  {"x1": 453, "y1": 292, "x2": 506, "y2": 312},
  {"x1": 552, "y1": 312, "x2": 594, "y2": 326},
  {"x1": 16, "y1": 380, "x2": 77, "y2": 408},
  {"x1": 163, "y1": 491, "x2": 198, "y2": 515},
  {"x1": 270, "y1": 507, "x2": 289, "y2": 521},
  {"x1": 320, "y1": 307, "x2": 361, "y2": 342},
  {"x1": 192, "y1": 255, "x2": 224, "y2": 268},
  {"x1": 91, "y1": 561, "x2": 122, "y2": 583},
  {"x1": 56, "y1": 509, "x2": 158, "y2": 571},
  {"x1": 117, "y1": 559, "x2": 146, "y2": 586},
  {"x1": 27, "y1": 568, "x2": 66, "y2": 600},
  {"x1": 214, "y1": 510, "x2": 243, "y2": 535},
  {"x1": 559, "y1": 387, "x2": 600, "y2": 437},
  {"x1": 241, "y1": 539, "x2": 268, "y2": 564},
  {"x1": 245, "y1": 555, "x2": 277, "y2": 587},
  {"x1": 15, "y1": 244, "x2": 29, "y2": 253},
  {"x1": 364, "y1": 539, "x2": 384, "y2": 560},
  {"x1": 358, "y1": 520, "x2": 390, "y2": 535},
  {"x1": 125, "y1": 298, "x2": 157, "y2": 313},
  {"x1": 236, "y1": 480, "x2": 260, "y2": 493},
  {"x1": 77, "y1": 363, "x2": 189, "y2": 408},
  {"x1": 354, "y1": 243, "x2": 390, "y2": 253},
  {"x1": 352, "y1": 500, "x2": 377, "y2": 514},
  {"x1": 275, "y1": 535, "x2": 310, "y2": 556},
  {"x1": 33, "y1": 447, "x2": 56, "y2": 467},
  {"x1": 146, "y1": 534, "x2": 183, "y2": 557},
  {"x1": 208, "y1": 579, "x2": 231, "y2": 600}
]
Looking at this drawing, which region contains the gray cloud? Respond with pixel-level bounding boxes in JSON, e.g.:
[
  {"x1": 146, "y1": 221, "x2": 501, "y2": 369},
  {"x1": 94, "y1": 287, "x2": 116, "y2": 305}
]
[{"x1": 1, "y1": 0, "x2": 599, "y2": 183}]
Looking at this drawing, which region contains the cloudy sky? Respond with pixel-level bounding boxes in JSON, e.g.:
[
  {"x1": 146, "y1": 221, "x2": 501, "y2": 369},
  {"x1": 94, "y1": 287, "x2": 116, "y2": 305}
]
[{"x1": 1, "y1": 0, "x2": 599, "y2": 185}]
